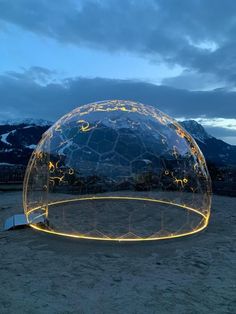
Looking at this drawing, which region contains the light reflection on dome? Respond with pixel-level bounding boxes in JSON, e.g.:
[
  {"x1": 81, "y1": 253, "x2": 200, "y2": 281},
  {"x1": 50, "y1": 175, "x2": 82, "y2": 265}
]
[{"x1": 23, "y1": 100, "x2": 211, "y2": 241}]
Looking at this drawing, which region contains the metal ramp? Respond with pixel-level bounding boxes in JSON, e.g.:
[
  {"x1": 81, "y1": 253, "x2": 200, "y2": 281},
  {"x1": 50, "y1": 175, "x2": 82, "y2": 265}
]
[{"x1": 4, "y1": 213, "x2": 44, "y2": 231}]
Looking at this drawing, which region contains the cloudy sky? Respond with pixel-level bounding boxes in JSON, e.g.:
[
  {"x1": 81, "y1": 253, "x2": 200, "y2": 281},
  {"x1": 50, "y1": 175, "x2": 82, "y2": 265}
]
[{"x1": 1, "y1": 0, "x2": 236, "y2": 144}]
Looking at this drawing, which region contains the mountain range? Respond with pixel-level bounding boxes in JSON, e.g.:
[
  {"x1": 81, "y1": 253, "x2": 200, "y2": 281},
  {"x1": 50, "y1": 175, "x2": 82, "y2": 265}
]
[
  {"x1": 0, "y1": 118, "x2": 235, "y2": 195},
  {"x1": 180, "y1": 120, "x2": 236, "y2": 166},
  {"x1": 0, "y1": 118, "x2": 235, "y2": 167}
]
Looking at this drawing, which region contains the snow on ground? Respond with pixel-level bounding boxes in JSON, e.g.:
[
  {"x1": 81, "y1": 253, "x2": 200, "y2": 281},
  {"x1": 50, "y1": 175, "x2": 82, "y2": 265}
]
[
  {"x1": 26, "y1": 144, "x2": 37, "y2": 149},
  {"x1": 0, "y1": 130, "x2": 15, "y2": 145},
  {"x1": 0, "y1": 191, "x2": 235, "y2": 314},
  {"x1": 0, "y1": 163, "x2": 15, "y2": 166}
]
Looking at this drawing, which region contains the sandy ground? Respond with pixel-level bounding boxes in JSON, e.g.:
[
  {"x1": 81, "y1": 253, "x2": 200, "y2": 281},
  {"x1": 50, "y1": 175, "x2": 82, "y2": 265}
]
[{"x1": 0, "y1": 191, "x2": 235, "y2": 314}]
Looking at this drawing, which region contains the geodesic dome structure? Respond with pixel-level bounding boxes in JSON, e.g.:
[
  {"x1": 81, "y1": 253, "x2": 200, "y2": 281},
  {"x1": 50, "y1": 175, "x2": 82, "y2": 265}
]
[{"x1": 23, "y1": 100, "x2": 211, "y2": 241}]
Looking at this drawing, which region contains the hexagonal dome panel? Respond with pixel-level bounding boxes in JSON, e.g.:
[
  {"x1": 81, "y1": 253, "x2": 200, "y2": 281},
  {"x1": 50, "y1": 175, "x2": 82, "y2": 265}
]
[{"x1": 23, "y1": 100, "x2": 211, "y2": 241}]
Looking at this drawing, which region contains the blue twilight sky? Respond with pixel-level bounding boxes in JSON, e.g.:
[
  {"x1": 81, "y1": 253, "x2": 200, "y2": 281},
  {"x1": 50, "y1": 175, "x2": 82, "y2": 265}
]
[{"x1": 0, "y1": 0, "x2": 236, "y2": 144}]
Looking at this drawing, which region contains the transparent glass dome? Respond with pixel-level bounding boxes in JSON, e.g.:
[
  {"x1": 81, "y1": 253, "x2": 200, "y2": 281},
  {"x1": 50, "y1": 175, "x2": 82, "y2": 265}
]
[{"x1": 23, "y1": 100, "x2": 211, "y2": 241}]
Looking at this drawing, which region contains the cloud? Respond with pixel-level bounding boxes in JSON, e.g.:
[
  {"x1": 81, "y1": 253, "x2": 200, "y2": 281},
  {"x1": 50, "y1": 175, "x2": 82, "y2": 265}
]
[
  {"x1": 195, "y1": 118, "x2": 236, "y2": 145},
  {"x1": 194, "y1": 118, "x2": 236, "y2": 131},
  {"x1": 203, "y1": 126, "x2": 236, "y2": 145},
  {"x1": 0, "y1": 67, "x2": 236, "y2": 143},
  {"x1": 6, "y1": 66, "x2": 56, "y2": 84},
  {"x1": 1, "y1": 0, "x2": 236, "y2": 85},
  {"x1": 0, "y1": 67, "x2": 236, "y2": 119},
  {"x1": 162, "y1": 71, "x2": 227, "y2": 91}
]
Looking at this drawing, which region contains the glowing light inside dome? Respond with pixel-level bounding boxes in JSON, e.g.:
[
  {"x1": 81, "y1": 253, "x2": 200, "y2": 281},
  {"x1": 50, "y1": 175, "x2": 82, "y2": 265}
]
[{"x1": 23, "y1": 100, "x2": 211, "y2": 241}]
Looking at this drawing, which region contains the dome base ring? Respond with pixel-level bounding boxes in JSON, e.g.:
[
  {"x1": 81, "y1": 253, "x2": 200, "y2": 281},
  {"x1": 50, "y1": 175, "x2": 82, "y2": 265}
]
[{"x1": 26, "y1": 196, "x2": 209, "y2": 242}]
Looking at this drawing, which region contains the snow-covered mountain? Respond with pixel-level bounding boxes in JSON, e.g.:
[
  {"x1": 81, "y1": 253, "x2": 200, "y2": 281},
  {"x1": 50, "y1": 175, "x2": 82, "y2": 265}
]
[
  {"x1": 0, "y1": 118, "x2": 235, "y2": 195},
  {"x1": 180, "y1": 120, "x2": 212, "y2": 143},
  {"x1": 0, "y1": 122, "x2": 51, "y2": 165},
  {"x1": 180, "y1": 120, "x2": 236, "y2": 166},
  {"x1": 0, "y1": 118, "x2": 235, "y2": 166}
]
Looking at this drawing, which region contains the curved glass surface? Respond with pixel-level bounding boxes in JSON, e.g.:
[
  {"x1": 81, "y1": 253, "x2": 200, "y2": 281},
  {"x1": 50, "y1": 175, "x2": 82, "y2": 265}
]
[{"x1": 23, "y1": 100, "x2": 211, "y2": 241}]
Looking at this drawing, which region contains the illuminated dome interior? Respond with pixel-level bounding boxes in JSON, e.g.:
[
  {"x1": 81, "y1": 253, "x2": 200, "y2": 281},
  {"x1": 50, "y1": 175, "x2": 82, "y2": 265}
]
[{"x1": 23, "y1": 100, "x2": 211, "y2": 241}]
